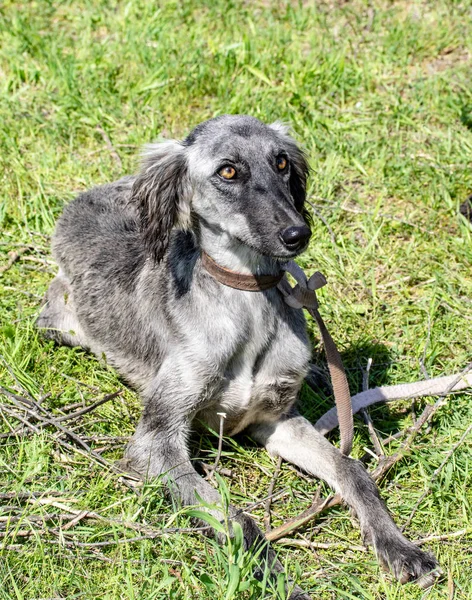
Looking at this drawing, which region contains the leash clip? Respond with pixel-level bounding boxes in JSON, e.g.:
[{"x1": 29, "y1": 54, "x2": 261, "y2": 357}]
[{"x1": 278, "y1": 261, "x2": 327, "y2": 310}]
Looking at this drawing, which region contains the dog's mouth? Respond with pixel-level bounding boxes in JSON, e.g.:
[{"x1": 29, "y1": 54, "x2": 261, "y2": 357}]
[{"x1": 235, "y1": 235, "x2": 310, "y2": 262}]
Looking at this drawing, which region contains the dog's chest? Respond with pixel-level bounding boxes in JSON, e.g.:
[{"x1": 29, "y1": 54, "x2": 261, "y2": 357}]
[{"x1": 198, "y1": 293, "x2": 311, "y2": 434}]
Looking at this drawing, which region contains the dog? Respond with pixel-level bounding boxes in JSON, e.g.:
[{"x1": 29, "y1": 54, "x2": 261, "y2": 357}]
[{"x1": 37, "y1": 115, "x2": 440, "y2": 597}]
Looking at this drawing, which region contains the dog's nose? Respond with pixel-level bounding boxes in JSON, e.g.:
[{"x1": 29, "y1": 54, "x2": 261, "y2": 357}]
[{"x1": 280, "y1": 225, "x2": 311, "y2": 249}]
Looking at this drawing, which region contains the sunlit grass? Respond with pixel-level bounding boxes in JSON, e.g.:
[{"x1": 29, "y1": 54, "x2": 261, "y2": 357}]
[{"x1": 1, "y1": 0, "x2": 471, "y2": 598}]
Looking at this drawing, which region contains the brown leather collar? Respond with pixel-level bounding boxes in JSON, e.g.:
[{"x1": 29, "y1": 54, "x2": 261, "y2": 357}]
[{"x1": 201, "y1": 252, "x2": 284, "y2": 291}]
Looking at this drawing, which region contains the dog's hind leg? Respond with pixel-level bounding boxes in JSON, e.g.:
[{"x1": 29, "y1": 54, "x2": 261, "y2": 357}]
[
  {"x1": 249, "y1": 413, "x2": 441, "y2": 589},
  {"x1": 36, "y1": 273, "x2": 89, "y2": 349}
]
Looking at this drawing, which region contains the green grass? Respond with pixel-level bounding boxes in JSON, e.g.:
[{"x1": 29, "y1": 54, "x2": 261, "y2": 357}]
[{"x1": 1, "y1": 0, "x2": 472, "y2": 598}]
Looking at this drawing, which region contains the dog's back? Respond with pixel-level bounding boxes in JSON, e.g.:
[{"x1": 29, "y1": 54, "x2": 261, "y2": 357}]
[
  {"x1": 39, "y1": 175, "x2": 169, "y2": 382},
  {"x1": 54, "y1": 176, "x2": 142, "y2": 282}
]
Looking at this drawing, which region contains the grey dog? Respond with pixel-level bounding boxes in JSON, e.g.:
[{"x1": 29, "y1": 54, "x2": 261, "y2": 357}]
[{"x1": 37, "y1": 115, "x2": 440, "y2": 597}]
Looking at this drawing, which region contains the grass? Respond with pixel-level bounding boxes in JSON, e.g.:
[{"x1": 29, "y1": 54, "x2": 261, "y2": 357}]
[{"x1": 0, "y1": 0, "x2": 471, "y2": 598}]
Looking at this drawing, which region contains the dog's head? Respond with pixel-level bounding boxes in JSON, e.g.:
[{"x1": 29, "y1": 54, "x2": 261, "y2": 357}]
[{"x1": 131, "y1": 115, "x2": 311, "y2": 262}]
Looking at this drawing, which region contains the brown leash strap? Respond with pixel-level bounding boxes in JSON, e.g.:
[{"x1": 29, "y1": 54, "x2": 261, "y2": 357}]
[
  {"x1": 201, "y1": 252, "x2": 285, "y2": 291},
  {"x1": 278, "y1": 263, "x2": 353, "y2": 456}
]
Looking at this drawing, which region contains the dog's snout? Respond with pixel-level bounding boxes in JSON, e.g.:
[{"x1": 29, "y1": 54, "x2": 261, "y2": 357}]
[{"x1": 280, "y1": 225, "x2": 311, "y2": 249}]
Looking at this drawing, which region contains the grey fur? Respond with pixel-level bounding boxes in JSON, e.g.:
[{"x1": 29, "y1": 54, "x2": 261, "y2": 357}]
[{"x1": 37, "y1": 115, "x2": 440, "y2": 596}]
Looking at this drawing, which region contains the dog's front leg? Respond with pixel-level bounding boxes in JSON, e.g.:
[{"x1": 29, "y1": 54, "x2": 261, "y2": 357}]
[
  {"x1": 125, "y1": 365, "x2": 312, "y2": 599},
  {"x1": 249, "y1": 412, "x2": 441, "y2": 588}
]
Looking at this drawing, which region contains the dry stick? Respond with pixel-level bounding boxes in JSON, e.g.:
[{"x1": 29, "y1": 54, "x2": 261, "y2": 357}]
[
  {"x1": 359, "y1": 358, "x2": 384, "y2": 457},
  {"x1": 264, "y1": 455, "x2": 283, "y2": 533},
  {"x1": 0, "y1": 525, "x2": 212, "y2": 545},
  {"x1": 52, "y1": 369, "x2": 101, "y2": 392},
  {"x1": 267, "y1": 363, "x2": 472, "y2": 543},
  {"x1": 0, "y1": 427, "x2": 26, "y2": 439},
  {"x1": 414, "y1": 528, "x2": 470, "y2": 547},
  {"x1": 401, "y1": 421, "x2": 472, "y2": 532},
  {"x1": 448, "y1": 570, "x2": 455, "y2": 600},
  {"x1": 277, "y1": 537, "x2": 367, "y2": 553},
  {"x1": 96, "y1": 124, "x2": 122, "y2": 169},
  {"x1": 306, "y1": 200, "x2": 337, "y2": 245},
  {"x1": 0, "y1": 386, "x2": 110, "y2": 466},
  {"x1": 54, "y1": 391, "x2": 122, "y2": 422},
  {"x1": 208, "y1": 412, "x2": 226, "y2": 481},
  {"x1": 0, "y1": 249, "x2": 27, "y2": 273},
  {"x1": 0, "y1": 386, "x2": 140, "y2": 489},
  {"x1": 0, "y1": 499, "x2": 213, "y2": 547},
  {"x1": 0, "y1": 491, "x2": 67, "y2": 501},
  {"x1": 266, "y1": 493, "x2": 341, "y2": 542},
  {"x1": 276, "y1": 528, "x2": 471, "y2": 552},
  {"x1": 0, "y1": 512, "x2": 85, "y2": 526},
  {"x1": 0, "y1": 404, "x2": 41, "y2": 435},
  {"x1": 200, "y1": 462, "x2": 233, "y2": 478},
  {"x1": 235, "y1": 487, "x2": 290, "y2": 518}
]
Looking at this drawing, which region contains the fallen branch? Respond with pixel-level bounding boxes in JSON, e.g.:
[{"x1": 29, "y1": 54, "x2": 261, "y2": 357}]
[
  {"x1": 315, "y1": 363, "x2": 472, "y2": 435},
  {"x1": 96, "y1": 124, "x2": 122, "y2": 169},
  {"x1": 277, "y1": 536, "x2": 366, "y2": 553},
  {"x1": 0, "y1": 249, "x2": 27, "y2": 274},
  {"x1": 266, "y1": 493, "x2": 341, "y2": 542},
  {"x1": 275, "y1": 528, "x2": 471, "y2": 552},
  {"x1": 54, "y1": 391, "x2": 122, "y2": 422},
  {"x1": 264, "y1": 456, "x2": 282, "y2": 533},
  {"x1": 0, "y1": 385, "x2": 140, "y2": 489},
  {"x1": 359, "y1": 357, "x2": 384, "y2": 457}
]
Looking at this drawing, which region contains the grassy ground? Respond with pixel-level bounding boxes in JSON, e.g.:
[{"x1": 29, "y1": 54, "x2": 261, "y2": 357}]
[{"x1": 1, "y1": 0, "x2": 472, "y2": 598}]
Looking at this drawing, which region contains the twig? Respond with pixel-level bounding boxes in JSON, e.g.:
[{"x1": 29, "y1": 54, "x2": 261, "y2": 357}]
[
  {"x1": 266, "y1": 493, "x2": 341, "y2": 542},
  {"x1": 54, "y1": 391, "x2": 122, "y2": 422},
  {"x1": 264, "y1": 455, "x2": 282, "y2": 533},
  {"x1": 208, "y1": 412, "x2": 226, "y2": 481},
  {"x1": 0, "y1": 524, "x2": 212, "y2": 545},
  {"x1": 233, "y1": 487, "x2": 289, "y2": 517},
  {"x1": 0, "y1": 385, "x2": 140, "y2": 490},
  {"x1": 359, "y1": 358, "x2": 383, "y2": 457},
  {"x1": 52, "y1": 370, "x2": 101, "y2": 392},
  {"x1": 96, "y1": 124, "x2": 122, "y2": 169},
  {"x1": 414, "y1": 528, "x2": 470, "y2": 546},
  {"x1": 0, "y1": 404, "x2": 41, "y2": 434},
  {"x1": 275, "y1": 528, "x2": 471, "y2": 553},
  {"x1": 0, "y1": 249, "x2": 27, "y2": 273},
  {"x1": 401, "y1": 422, "x2": 472, "y2": 531},
  {"x1": 0, "y1": 386, "x2": 110, "y2": 465},
  {"x1": 306, "y1": 200, "x2": 337, "y2": 245},
  {"x1": 448, "y1": 569, "x2": 455, "y2": 600},
  {"x1": 340, "y1": 202, "x2": 429, "y2": 233},
  {"x1": 0, "y1": 491, "x2": 68, "y2": 501},
  {"x1": 277, "y1": 537, "x2": 366, "y2": 553}
]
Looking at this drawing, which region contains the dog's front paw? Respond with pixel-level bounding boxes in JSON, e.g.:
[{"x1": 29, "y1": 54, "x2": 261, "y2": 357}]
[{"x1": 374, "y1": 535, "x2": 441, "y2": 588}]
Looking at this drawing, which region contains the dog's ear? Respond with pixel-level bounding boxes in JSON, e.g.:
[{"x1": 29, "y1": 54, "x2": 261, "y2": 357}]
[
  {"x1": 269, "y1": 122, "x2": 310, "y2": 220},
  {"x1": 131, "y1": 140, "x2": 191, "y2": 261}
]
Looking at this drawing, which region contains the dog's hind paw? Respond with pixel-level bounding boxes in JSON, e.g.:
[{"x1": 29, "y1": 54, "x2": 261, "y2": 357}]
[{"x1": 375, "y1": 536, "x2": 442, "y2": 588}]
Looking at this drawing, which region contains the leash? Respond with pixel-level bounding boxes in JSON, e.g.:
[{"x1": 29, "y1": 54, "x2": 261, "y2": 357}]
[
  {"x1": 277, "y1": 262, "x2": 353, "y2": 456},
  {"x1": 201, "y1": 252, "x2": 354, "y2": 456}
]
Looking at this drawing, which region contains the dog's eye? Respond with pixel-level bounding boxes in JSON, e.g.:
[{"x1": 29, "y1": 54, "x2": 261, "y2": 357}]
[
  {"x1": 218, "y1": 166, "x2": 237, "y2": 180},
  {"x1": 276, "y1": 156, "x2": 288, "y2": 171}
]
